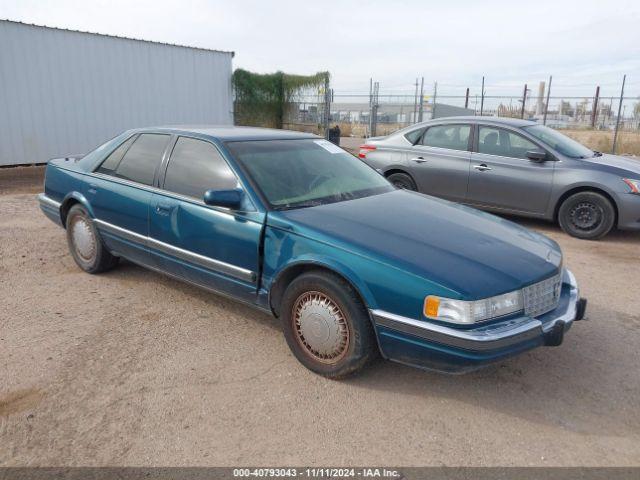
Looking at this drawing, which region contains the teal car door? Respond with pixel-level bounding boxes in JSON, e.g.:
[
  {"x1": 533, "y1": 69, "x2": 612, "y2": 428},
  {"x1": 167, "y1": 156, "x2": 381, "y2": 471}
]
[
  {"x1": 467, "y1": 125, "x2": 555, "y2": 215},
  {"x1": 148, "y1": 136, "x2": 264, "y2": 303}
]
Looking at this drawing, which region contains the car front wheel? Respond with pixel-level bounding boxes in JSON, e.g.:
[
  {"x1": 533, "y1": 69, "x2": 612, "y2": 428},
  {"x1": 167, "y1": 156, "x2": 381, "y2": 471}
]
[
  {"x1": 280, "y1": 271, "x2": 378, "y2": 378},
  {"x1": 557, "y1": 191, "x2": 615, "y2": 240}
]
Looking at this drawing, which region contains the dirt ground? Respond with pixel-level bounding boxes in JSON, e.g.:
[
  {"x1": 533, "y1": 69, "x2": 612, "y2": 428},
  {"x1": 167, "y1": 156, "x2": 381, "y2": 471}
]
[{"x1": 1, "y1": 168, "x2": 639, "y2": 467}]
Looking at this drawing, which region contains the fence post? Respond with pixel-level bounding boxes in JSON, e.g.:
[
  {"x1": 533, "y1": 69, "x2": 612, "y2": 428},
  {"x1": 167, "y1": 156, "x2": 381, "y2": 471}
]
[
  {"x1": 418, "y1": 77, "x2": 424, "y2": 122},
  {"x1": 612, "y1": 74, "x2": 626, "y2": 154},
  {"x1": 464, "y1": 87, "x2": 469, "y2": 109},
  {"x1": 543, "y1": 75, "x2": 552, "y2": 125},
  {"x1": 591, "y1": 86, "x2": 600, "y2": 128},
  {"x1": 323, "y1": 75, "x2": 331, "y2": 139},
  {"x1": 368, "y1": 81, "x2": 379, "y2": 137},
  {"x1": 520, "y1": 83, "x2": 528, "y2": 119},
  {"x1": 368, "y1": 78, "x2": 373, "y2": 137},
  {"x1": 432, "y1": 81, "x2": 438, "y2": 119},
  {"x1": 413, "y1": 78, "x2": 419, "y2": 124},
  {"x1": 480, "y1": 76, "x2": 485, "y2": 115}
]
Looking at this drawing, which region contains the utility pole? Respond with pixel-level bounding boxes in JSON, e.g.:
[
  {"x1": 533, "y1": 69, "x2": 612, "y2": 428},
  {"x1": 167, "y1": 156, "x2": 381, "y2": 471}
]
[
  {"x1": 323, "y1": 75, "x2": 331, "y2": 139},
  {"x1": 520, "y1": 83, "x2": 528, "y2": 119},
  {"x1": 369, "y1": 81, "x2": 379, "y2": 137},
  {"x1": 464, "y1": 87, "x2": 469, "y2": 109},
  {"x1": 591, "y1": 86, "x2": 600, "y2": 128},
  {"x1": 368, "y1": 78, "x2": 373, "y2": 137},
  {"x1": 479, "y1": 76, "x2": 485, "y2": 116},
  {"x1": 432, "y1": 81, "x2": 438, "y2": 119},
  {"x1": 413, "y1": 78, "x2": 419, "y2": 124},
  {"x1": 418, "y1": 77, "x2": 424, "y2": 122},
  {"x1": 543, "y1": 75, "x2": 552, "y2": 125},
  {"x1": 612, "y1": 74, "x2": 626, "y2": 154}
]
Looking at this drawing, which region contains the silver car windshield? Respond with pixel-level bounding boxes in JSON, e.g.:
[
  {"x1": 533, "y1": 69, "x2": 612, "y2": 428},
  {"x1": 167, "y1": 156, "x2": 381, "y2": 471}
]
[{"x1": 523, "y1": 125, "x2": 595, "y2": 159}]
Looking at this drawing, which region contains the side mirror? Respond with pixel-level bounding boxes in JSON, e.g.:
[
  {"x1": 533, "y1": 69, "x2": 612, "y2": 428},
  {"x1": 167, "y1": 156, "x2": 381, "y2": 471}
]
[
  {"x1": 203, "y1": 188, "x2": 243, "y2": 209},
  {"x1": 526, "y1": 150, "x2": 548, "y2": 162}
]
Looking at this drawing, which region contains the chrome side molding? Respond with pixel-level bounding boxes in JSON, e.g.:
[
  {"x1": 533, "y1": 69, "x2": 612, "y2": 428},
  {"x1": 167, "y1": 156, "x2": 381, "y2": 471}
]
[
  {"x1": 93, "y1": 219, "x2": 255, "y2": 283},
  {"x1": 37, "y1": 193, "x2": 61, "y2": 209}
]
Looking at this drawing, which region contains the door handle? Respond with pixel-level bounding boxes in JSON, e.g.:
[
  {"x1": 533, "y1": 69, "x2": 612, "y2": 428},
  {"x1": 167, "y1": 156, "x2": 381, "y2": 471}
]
[
  {"x1": 473, "y1": 164, "x2": 492, "y2": 172},
  {"x1": 411, "y1": 157, "x2": 427, "y2": 163},
  {"x1": 88, "y1": 184, "x2": 97, "y2": 194},
  {"x1": 155, "y1": 203, "x2": 172, "y2": 215}
]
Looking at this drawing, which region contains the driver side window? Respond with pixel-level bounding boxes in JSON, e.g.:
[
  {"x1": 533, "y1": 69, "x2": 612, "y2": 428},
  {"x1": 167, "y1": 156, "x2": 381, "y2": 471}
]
[
  {"x1": 163, "y1": 137, "x2": 238, "y2": 200},
  {"x1": 478, "y1": 126, "x2": 538, "y2": 159}
]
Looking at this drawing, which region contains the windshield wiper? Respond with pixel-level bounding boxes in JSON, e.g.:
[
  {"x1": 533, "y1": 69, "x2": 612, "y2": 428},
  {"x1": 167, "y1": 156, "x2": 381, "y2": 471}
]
[{"x1": 277, "y1": 200, "x2": 326, "y2": 210}]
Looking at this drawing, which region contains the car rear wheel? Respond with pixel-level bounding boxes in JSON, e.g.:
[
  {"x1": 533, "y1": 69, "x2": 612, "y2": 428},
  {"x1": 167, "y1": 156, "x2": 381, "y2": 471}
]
[
  {"x1": 281, "y1": 271, "x2": 378, "y2": 378},
  {"x1": 66, "y1": 204, "x2": 119, "y2": 273},
  {"x1": 558, "y1": 191, "x2": 615, "y2": 240},
  {"x1": 387, "y1": 172, "x2": 417, "y2": 191}
]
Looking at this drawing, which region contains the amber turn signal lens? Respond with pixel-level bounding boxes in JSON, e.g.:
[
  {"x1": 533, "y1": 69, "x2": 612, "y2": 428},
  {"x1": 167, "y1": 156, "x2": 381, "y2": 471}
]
[{"x1": 424, "y1": 296, "x2": 440, "y2": 318}]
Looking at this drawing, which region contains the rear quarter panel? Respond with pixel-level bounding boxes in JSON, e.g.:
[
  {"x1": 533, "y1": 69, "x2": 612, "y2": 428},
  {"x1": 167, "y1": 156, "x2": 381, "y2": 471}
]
[
  {"x1": 44, "y1": 160, "x2": 91, "y2": 223},
  {"x1": 361, "y1": 136, "x2": 414, "y2": 175}
]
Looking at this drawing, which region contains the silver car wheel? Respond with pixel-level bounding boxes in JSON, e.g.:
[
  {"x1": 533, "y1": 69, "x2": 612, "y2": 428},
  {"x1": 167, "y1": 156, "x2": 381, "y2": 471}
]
[
  {"x1": 71, "y1": 217, "x2": 97, "y2": 262},
  {"x1": 292, "y1": 291, "x2": 349, "y2": 364},
  {"x1": 569, "y1": 202, "x2": 602, "y2": 231}
]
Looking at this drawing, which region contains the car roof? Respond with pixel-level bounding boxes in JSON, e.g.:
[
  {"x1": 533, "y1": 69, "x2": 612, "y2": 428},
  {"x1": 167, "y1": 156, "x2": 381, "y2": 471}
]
[
  {"x1": 420, "y1": 116, "x2": 538, "y2": 128},
  {"x1": 131, "y1": 125, "x2": 320, "y2": 142}
]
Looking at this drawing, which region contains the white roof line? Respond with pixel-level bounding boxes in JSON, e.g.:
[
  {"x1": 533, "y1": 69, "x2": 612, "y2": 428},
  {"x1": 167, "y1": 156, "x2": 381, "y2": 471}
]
[{"x1": 0, "y1": 18, "x2": 235, "y2": 56}]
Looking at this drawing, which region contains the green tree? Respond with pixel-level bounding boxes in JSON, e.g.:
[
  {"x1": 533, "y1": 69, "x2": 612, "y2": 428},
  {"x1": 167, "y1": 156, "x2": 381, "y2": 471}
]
[{"x1": 232, "y1": 69, "x2": 329, "y2": 129}]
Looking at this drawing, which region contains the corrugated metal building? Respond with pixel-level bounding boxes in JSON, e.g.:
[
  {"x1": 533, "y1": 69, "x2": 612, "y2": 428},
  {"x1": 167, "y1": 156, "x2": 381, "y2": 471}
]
[{"x1": 0, "y1": 20, "x2": 234, "y2": 166}]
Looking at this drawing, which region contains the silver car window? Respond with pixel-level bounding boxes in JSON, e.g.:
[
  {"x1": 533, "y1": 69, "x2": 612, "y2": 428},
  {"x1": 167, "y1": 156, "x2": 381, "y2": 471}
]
[
  {"x1": 420, "y1": 124, "x2": 470, "y2": 151},
  {"x1": 478, "y1": 127, "x2": 537, "y2": 159}
]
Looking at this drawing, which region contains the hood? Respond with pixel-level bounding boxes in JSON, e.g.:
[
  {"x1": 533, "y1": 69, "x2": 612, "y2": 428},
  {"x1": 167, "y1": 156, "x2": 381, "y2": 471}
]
[
  {"x1": 582, "y1": 153, "x2": 640, "y2": 176},
  {"x1": 270, "y1": 190, "x2": 562, "y2": 300}
]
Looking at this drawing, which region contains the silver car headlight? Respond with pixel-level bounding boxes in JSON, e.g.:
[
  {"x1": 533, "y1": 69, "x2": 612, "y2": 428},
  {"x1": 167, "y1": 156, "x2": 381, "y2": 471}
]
[
  {"x1": 622, "y1": 178, "x2": 640, "y2": 194},
  {"x1": 424, "y1": 290, "x2": 524, "y2": 324}
]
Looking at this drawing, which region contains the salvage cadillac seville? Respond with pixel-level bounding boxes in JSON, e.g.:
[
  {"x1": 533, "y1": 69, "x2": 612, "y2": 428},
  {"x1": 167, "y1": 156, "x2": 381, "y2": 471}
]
[{"x1": 38, "y1": 127, "x2": 588, "y2": 377}]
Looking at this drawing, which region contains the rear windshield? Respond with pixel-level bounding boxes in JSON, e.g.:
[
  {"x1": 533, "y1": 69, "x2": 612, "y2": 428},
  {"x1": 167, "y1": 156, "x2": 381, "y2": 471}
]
[{"x1": 226, "y1": 139, "x2": 393, "y2": 209}]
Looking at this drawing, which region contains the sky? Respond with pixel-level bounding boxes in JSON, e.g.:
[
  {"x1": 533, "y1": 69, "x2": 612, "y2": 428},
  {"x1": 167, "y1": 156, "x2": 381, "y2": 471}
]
[{"x1": 1, "y1": 0, "x2": 639, "y2": 98}]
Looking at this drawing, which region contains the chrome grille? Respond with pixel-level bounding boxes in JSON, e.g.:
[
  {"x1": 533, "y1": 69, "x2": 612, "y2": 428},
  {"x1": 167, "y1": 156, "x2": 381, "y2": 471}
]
[{"x1": 523, "y1": 273, "x2": 562, "y2": 318}]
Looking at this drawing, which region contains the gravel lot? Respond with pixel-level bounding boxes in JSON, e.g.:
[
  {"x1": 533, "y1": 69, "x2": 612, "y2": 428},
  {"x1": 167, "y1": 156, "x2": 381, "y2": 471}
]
[{"x1": 1, "y1": 168, "x2": 639, "y2": 466}]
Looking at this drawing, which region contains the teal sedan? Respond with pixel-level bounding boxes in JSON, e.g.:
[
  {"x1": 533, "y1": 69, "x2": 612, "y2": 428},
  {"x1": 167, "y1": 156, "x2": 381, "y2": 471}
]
[{"x1": 38, "y1": 126, "x2": 587, "y2": 377}]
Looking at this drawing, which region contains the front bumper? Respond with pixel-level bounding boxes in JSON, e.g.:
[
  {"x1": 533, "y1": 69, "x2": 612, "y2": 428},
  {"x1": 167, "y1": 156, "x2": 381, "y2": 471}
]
[
  {"x1": 371, "y1": 268, "x2": 586, "y2": 373},
  {"x1": 615, "y1": 192, "x2": 640, "y2": 231}
]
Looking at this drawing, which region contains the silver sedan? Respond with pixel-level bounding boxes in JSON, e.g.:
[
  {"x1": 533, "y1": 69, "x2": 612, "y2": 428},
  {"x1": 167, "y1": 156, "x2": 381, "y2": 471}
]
[{"x1": 359, "y1": 116, "x2": 640, "y2": 239}]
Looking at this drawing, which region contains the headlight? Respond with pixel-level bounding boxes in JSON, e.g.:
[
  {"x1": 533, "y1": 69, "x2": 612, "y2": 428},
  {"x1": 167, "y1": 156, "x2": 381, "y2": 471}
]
[
  {"x1": 623, "y1": 178, "x2": 640, "y2": 194},
  {"x1": 424, "y1": 291, "x2": 524, "y2": 324}
]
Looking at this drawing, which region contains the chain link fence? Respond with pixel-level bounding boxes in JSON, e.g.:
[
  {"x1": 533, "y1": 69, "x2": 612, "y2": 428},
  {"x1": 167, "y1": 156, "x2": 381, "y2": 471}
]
[{"x1": 246, "y1": 75, "x2": 640, "y2": 155}]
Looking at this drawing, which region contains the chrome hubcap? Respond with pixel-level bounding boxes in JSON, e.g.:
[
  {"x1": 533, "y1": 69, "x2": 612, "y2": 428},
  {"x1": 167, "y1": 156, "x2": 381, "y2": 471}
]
[
  {"x1": 293, "y1": 291, "x2": 349, "y2": 363},
  {"x1": 72, "y1": 217, "x2": 96, "y2": 261}
]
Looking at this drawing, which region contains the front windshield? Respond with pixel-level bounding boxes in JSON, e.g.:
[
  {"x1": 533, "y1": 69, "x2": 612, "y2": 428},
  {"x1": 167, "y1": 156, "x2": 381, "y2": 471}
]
[
  {"x1": 226, "y1": 139, "x2": 394, "y2": 209},
  {"x1": 523, "y1": 125, "x2": 595, "y2": 158}
]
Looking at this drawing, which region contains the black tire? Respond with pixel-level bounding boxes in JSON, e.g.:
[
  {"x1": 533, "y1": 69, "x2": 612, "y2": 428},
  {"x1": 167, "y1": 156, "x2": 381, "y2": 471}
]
[
  {"x1": 66, "y1": 204, "x2": 119, "y2": 273},
  {"x1": 387, "y1": 172, "x2": 417, "y2": 191},
  {"x1": 280, "y1": 271, "x2": 378, "y2": 379},
  {"x1": 557, "y1": 191, "x2": 615, "y2": 240}
]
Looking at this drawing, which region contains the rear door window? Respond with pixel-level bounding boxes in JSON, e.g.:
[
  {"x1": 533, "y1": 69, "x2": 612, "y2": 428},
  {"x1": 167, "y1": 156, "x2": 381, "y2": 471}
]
[
  {"x1": 404, "y1": 128, "x2": 425, "y2": 144},
  {"x1": 111, "y1": 134, "x2": 170, "y2": 185},
  {"x1": 420, "y1": 124, "x2": 471, "y2": 151},
  {"x1": 163, "y1": 137, "x2": 238, "y2": 200},
  {"x1": 96, "y1": 135, "x2": 137, "y2": 174}
]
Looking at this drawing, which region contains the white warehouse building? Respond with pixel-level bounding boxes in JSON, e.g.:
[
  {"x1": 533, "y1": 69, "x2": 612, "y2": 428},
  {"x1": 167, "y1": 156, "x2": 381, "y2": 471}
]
[{"x1": 0, "y1": 20, "x2": 234, "y2": 166}]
